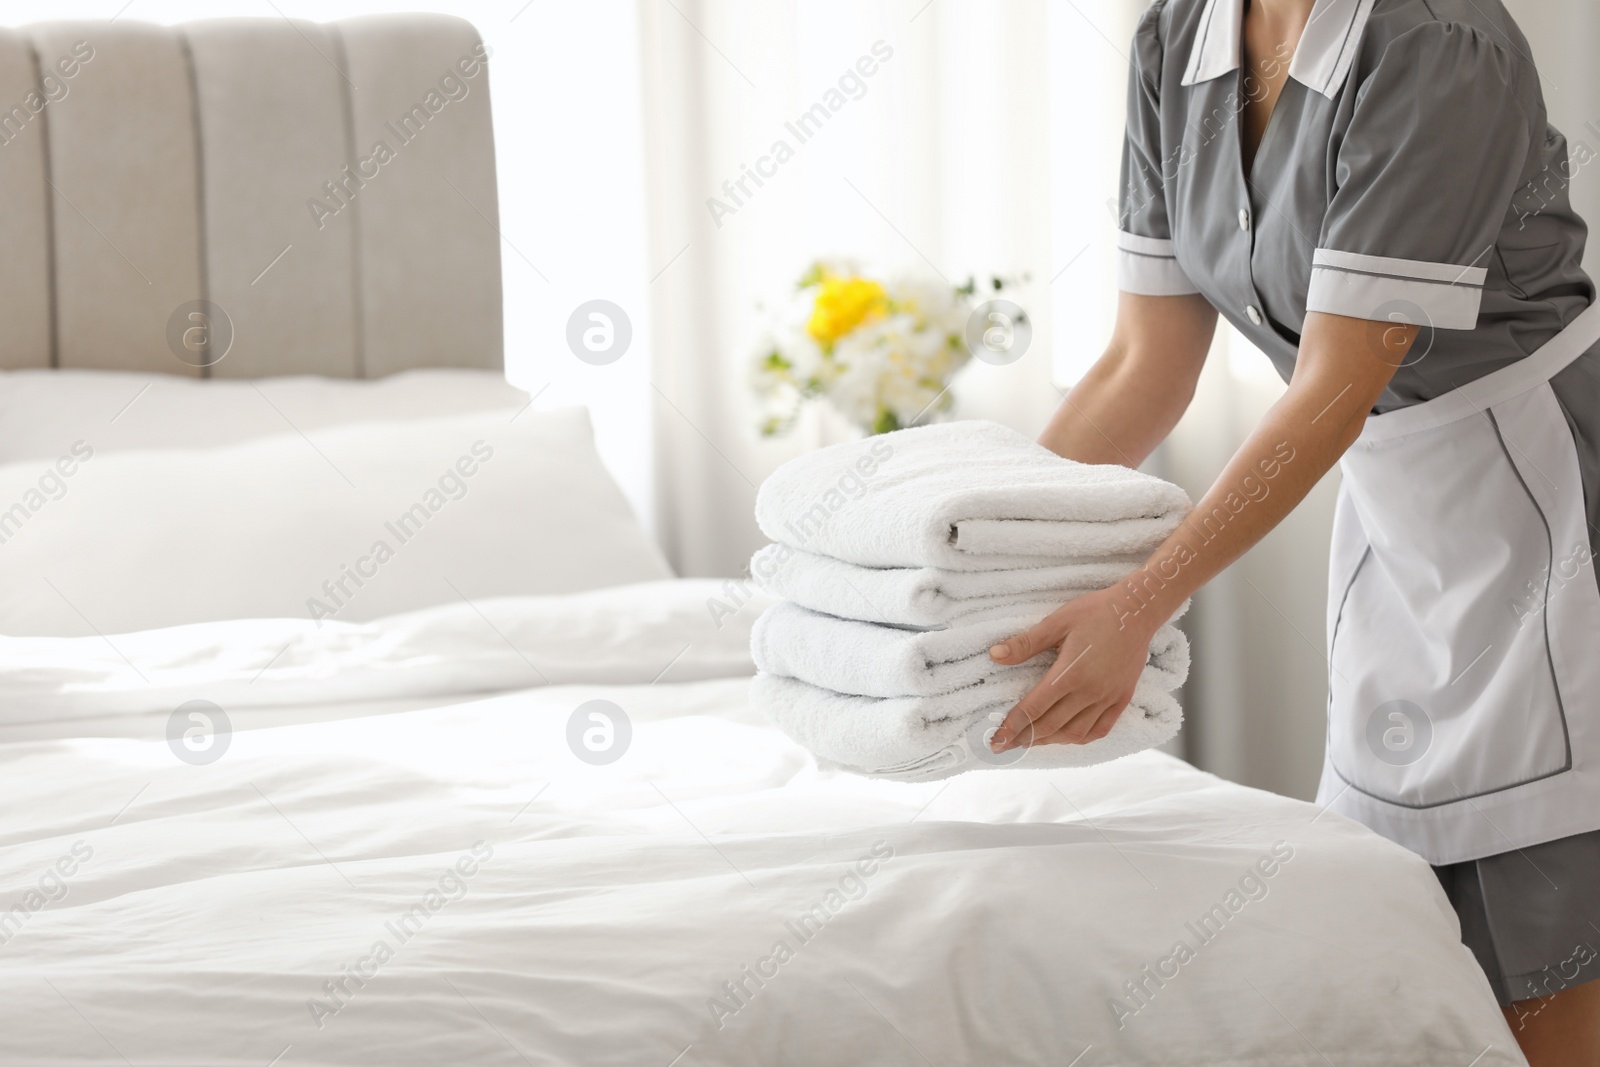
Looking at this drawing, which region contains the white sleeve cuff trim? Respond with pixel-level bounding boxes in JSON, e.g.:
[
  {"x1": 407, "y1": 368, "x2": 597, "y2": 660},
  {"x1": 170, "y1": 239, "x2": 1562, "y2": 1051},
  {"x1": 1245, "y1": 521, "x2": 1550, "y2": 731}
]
[
  {"x1": 1116, "y1": 231, "x2": 1199, "y2": 296},
  {"x1": 1312, "y1": 248, "x2": 1488, "y2": 287},
  {"x1": 1117, "y1": 230, "x2": 1177, "y2": 257},
  {"x1": 1306, "y1": 267, "x2": 1483, "y2": 331},
  {"x1": 1118, "y1": 250, "x2": 1201, "y2": 296}
]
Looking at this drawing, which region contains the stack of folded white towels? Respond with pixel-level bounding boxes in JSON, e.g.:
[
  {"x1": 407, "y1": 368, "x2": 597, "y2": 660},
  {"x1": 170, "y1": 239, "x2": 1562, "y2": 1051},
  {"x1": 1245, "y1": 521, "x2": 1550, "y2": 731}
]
[{"x1": 748, "y1": 420, "x2": 1194, "y2": 781}]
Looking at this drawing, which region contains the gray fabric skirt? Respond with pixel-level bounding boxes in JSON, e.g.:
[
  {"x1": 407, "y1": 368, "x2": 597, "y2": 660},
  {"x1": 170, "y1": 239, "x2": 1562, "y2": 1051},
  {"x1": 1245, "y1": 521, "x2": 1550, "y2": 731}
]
[{"x1": 1432, "y1": 828, "x2": 1600, "y2": 1007}]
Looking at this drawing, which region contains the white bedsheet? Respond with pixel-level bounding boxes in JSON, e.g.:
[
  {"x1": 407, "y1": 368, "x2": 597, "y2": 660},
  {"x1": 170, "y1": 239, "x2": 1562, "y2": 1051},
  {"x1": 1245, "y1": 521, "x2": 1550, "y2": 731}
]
[{"x1": 0, "y1": 584, "x2": 1523, "y2": 1066}]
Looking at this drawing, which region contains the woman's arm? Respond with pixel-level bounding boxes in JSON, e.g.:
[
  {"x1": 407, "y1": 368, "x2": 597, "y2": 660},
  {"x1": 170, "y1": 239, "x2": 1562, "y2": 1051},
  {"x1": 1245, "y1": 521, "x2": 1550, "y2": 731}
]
[
  {"x1": 990, "y1": 310, "x2": 1414, "y2": 751},
  {"x1": 1040, "y1": 292, "x2": 1219, "y2": 466}
]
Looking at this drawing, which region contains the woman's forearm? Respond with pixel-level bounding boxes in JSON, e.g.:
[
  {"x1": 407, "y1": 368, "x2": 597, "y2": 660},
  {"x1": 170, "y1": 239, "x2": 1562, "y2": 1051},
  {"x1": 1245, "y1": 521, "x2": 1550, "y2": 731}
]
[
  {"x1": 1038, "y1": 345, "x2": 1194, "y2": 466},
  {"x1": 1107, "y1": 312, "x2": 1409, "y2": 636},
  {"x1": 1039, "y1": 292, "x2": 1219, "y2": 466},
  {"x1": 987, "y1": 312, "x2": 1407, "y2": 751}
]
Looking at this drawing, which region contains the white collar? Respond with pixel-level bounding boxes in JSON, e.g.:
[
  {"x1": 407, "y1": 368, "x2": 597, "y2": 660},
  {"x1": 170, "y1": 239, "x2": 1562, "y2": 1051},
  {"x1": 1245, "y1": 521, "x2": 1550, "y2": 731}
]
[{"x1": 1180, "y1": 0, "x2": 1377, "y2": 99}]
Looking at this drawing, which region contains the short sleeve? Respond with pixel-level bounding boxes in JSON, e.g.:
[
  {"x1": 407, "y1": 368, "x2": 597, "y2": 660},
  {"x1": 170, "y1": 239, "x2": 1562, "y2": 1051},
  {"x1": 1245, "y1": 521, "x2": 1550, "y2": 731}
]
[
  {"x1": 1307, "y1": 23, "x2": 1536, "y2": 330},
  {"x1": 1117, "y1": 2, "x2": 1199, "y2": 297}
]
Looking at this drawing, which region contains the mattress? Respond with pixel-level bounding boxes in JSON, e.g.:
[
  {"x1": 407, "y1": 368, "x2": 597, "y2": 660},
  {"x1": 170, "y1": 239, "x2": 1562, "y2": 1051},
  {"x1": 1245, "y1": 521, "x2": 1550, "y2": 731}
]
[{"x1": 0, "y1": 580, "x2": 1522, "y2": 1066}]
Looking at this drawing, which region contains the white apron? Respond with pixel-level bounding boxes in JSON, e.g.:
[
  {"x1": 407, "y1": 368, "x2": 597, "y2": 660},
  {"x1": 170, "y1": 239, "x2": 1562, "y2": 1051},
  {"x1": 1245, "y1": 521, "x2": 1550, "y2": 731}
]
[{"x1": 1315, "y1": 301, "x2": 1600, "y2": 866}]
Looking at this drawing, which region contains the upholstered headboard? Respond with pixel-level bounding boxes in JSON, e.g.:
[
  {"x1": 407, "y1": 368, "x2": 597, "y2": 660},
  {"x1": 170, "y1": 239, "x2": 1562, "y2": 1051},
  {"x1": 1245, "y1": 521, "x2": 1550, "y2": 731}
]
[{"x1": 0, "y1": 16, "x2": 502, "y2": 378}]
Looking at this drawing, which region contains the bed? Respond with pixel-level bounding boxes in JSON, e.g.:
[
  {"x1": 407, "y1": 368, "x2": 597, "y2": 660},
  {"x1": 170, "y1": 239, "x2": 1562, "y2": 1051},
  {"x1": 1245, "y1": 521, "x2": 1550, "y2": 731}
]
[{"x1": 0, "y1": 14, "x2": 1524, "y2": 1067}]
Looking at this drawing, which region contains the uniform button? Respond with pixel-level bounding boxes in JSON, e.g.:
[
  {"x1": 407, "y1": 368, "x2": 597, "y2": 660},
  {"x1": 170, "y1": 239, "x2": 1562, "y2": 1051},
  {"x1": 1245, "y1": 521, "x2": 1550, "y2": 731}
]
[
  {"x1": 1239, "y1": 208, "x2": 1251, "y2": 231},
  {"x1": 1246, "y1": 305, "x2": 1262, "y2": 325}
]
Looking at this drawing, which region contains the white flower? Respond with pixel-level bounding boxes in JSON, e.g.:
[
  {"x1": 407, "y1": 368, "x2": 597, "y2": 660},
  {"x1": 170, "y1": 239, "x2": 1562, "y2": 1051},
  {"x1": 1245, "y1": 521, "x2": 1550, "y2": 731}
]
[{"x1": 752, "y1": 262, "x2": 1015, "y2": 436}]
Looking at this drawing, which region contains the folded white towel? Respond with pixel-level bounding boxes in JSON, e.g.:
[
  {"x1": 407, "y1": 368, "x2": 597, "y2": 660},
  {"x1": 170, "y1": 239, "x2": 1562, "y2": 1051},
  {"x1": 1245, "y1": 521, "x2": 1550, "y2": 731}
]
[
  {"x1": 754, "y1": 420, "x2": 1191, "y2": 570},
  {"x1": 752, "y1": 599, "x2": 1189, "y2": 697},
  {"x1": 750, "y1": 666, "x2": 1185, "y2": 782},
  {"x1": 749, "y1": 543, "x2": 1143, "y2": 627}
]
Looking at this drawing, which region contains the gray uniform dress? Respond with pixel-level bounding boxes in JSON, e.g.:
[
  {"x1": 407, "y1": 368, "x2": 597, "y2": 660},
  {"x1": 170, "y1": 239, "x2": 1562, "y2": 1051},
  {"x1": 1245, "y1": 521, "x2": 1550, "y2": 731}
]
[{"x1": 1117, "y1": 0, "x2": 1600, "y2": 1006}]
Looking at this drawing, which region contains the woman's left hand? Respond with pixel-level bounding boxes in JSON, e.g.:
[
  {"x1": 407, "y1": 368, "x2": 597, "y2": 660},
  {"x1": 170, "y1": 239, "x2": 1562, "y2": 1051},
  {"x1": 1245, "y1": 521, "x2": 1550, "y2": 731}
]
[{"x1": 986, "y1": 587, "x2": 1157, "y2": 751}]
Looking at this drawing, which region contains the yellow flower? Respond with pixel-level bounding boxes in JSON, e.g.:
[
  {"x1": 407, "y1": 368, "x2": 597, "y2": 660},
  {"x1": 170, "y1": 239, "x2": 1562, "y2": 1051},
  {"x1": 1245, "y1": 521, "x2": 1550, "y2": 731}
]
[{"x1": 806, "y1": 273, "x2": 888, "y2": 347}]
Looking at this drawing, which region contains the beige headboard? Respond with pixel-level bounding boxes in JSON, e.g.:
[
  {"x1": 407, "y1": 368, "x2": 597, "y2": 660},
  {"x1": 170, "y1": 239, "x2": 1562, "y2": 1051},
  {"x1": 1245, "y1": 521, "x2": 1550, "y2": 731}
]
[{"x1": 0, "y1": 15, "x2": 502, "y2": 378}]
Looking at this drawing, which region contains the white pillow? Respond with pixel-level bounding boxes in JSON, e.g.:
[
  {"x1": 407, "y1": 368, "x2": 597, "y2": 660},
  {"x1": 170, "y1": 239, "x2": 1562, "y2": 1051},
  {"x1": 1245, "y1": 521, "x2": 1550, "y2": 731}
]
[
  {"x1": 0, "y1": 407, "x2": 673, "y2": 636},
  {"x1": 0, "y1": 367, "x2": 531, "y2": 462},
  {"x1": 1, "y1": 580, "x2": 772, "y2": 722}
]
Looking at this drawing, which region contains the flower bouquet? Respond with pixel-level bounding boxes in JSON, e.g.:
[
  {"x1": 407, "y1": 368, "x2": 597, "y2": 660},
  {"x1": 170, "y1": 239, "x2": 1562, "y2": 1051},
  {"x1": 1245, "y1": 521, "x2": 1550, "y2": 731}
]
[{"x1": 752, "y1": 261, "x2": 1008, "y2": 437}]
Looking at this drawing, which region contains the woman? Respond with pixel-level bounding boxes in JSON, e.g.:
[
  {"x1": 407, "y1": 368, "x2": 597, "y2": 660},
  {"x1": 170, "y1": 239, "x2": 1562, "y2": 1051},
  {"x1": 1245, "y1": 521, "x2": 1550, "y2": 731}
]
[{"x1": 987, "y1": 0, "x2": 1600, "y2": 1061}]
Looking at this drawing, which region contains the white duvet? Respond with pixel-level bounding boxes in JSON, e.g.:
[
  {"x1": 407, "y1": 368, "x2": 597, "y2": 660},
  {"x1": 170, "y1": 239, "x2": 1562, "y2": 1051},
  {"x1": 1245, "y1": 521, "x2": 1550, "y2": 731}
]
[{"x1": 0, "y1": 580, "x2": 1523, "y2": 1066}]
